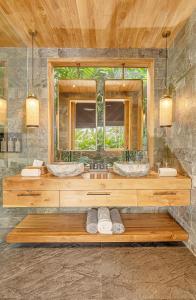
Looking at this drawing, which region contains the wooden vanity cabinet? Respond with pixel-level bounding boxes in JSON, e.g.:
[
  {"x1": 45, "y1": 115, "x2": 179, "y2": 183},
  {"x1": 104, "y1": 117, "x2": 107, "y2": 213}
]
[
  {"x1": 3, "y1": 172, "x2": 191, "y2": 244},
  {"x1": 3, "y1": 172, "x2": 191, "y2": 208},
  {"x1": 60, "y1": 190, "x2": 138, "y2": 207},
  {"x1": 137, "y1": 190, "x2": 190, "y2": 206},
  {"x1": 3, "y1": 190, "x2": 59, "y2": 207}
]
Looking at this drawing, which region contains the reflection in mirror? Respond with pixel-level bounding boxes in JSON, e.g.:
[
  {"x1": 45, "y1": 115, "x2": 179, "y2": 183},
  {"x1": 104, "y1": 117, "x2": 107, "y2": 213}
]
[
  {"x1": 105, "y1": 80, "x2": 144, "y2": 150},
  {"x1": 0, "y1": 62, "x2": 7, "y2": 129},
  {"x1": 58, "y1": 80, "x2": 97, "y2": 151},
  {"x1": 53, "y1": 66, "x2": 148, "y2": 162}
]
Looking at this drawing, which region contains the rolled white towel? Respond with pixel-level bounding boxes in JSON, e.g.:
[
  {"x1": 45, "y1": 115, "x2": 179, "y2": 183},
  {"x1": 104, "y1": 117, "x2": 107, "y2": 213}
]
[
  {"x1": 86, "y1": 209, "x2": 98, "y2": 234},
  {"x1": 158, "y1": 168, "x2": 177, "y2": 177},
  {"x1": 110, "y1": 208, "x2": 125, "y2": 234},
  {"x1": 98, "y1": 207, "x2": 112, "y2": 234},
  {"x1": 21, "y1": 169, "x2": 41, "y2": 177}
]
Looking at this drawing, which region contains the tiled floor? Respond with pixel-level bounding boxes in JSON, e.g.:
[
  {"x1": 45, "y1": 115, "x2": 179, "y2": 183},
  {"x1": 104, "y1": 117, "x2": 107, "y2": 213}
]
[{"x1": 0, "y1": 242, "x2": 196, "y2": 300}]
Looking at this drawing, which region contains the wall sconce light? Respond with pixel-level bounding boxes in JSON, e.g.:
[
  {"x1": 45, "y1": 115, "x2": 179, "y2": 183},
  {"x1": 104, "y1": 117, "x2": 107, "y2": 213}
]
[
  {"x1": 160, "y1": 95, "x2": 173, "y2": 127},
  {"x1": 160, "y1": 31, "x2": 173, "y2": 127},
  {"x1": 26, "y1": 95, "x2": 39, "y2": 127},
  {"x1": 0, "y1": 96, "x2": 7, "y2": 126},
  {"x1": 26, "y1": 31, "x2": 39, "y2": 127}
]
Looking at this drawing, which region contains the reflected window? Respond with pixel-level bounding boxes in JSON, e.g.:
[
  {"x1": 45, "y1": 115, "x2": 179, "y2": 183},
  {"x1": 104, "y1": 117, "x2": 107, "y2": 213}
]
[
  {"x1": 58, "y1": 80, "x2": 97, "y2": 151},
  {"x1": 105, "y1": 100, "x2": 125, "y2": 149},
  {"x1": 73, "y1": 101, "x2": 96, "y2": 150},
  {"x1": 104, "y1": 80, "x2": 144, "y2": 150}
]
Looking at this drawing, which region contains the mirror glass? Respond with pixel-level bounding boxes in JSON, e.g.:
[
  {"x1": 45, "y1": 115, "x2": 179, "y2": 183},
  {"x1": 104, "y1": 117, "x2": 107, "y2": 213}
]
[
  {"x1": 105, "y1": 80, "x2": 144, "y2": 150},
  {"x1": 54, "y1": 66, "x2": 147, "y2": 162},
  {"x1": 58, "y1": 80, "x2": 97, "y2": 151}
]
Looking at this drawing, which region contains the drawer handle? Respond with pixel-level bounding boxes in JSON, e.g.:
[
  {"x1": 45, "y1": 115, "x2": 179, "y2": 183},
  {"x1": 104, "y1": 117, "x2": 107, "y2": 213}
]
[
  {"x1": 153, "y1": 192, "x2": 177, "y2": 196},
  {"x1": 17, "y1": 193, "x2": 41, "y2": 197},
  {"x1": 86, "y1": 192, "x2": 111, "y2": 196}
]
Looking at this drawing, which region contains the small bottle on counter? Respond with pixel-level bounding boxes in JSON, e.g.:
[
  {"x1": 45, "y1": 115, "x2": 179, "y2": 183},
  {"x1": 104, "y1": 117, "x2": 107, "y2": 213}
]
[
  {"x1": 0, "y1": 138, "x2": 7, "y2": 152},
  {"x1": 8, "y1": 138, "x2": 14, "y2": 152},
  {"x1": 15, "y1": 138, "x2": 21, "y2": 153}
]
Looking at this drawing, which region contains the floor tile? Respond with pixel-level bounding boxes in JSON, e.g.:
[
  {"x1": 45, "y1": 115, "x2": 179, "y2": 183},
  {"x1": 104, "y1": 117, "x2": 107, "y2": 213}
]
[{"x1": 0, "y1": 243, "x2": 196, "y2": 300}]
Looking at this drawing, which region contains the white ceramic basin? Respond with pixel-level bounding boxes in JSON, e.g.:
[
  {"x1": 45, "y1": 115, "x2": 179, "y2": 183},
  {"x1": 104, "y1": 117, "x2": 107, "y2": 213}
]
[
  {"x1": 47, "y1": 162, "x2": 84, "y2": 177},
  {"x1": 113, "y1": 162, "x2": 150, "y2": 177}
]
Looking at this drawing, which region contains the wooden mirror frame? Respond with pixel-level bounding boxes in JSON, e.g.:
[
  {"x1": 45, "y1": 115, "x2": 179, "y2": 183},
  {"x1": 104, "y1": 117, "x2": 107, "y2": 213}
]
[{"x1": 48, "y1": 58, "x2": 154, "y2": 167}]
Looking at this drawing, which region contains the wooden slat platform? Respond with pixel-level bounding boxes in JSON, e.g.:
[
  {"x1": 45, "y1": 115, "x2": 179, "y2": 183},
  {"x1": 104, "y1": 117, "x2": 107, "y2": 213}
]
[{"x1": 6, "y1": 213, "x2": 188, "y2": 243}]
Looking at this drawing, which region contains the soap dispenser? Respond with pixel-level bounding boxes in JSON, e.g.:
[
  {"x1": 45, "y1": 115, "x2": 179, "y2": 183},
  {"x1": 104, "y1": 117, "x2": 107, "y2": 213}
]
[
  {"x1": 15, "y1": 138, "x2": 21, "y2": 153},
  {"x1": 8, "y1": 137, "x2": 14, "y2": 152},
  {"x1": 1, "y1": 138, "x2": 7, "y2": 152}
]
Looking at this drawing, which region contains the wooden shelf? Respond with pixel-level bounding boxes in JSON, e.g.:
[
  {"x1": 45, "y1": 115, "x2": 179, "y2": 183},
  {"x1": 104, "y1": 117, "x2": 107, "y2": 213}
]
[{"x1": 6, "y1": 213, "x2": 188, "y2": 244}]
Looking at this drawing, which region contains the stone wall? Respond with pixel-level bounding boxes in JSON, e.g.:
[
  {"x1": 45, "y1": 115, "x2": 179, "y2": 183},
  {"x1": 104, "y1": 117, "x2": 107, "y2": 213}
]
[
  {"x1": 167, "y1": 10, "x2": 196, "y2": 255},
  {"x1": 0, "y1": 47, "x2": 168, "y2": 241}
]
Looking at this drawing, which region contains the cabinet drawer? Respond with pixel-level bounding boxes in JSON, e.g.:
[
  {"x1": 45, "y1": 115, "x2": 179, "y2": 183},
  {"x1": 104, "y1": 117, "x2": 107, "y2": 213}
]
[
  {"x1": 60, "y1": 190, "x2": 137, "y2": 207},
  {"x1": 137, "y1": 190, "x2": 190, "y2": 206},
  {"x1": 3, "y1": 190, "x2": 59, "y2": 207}
]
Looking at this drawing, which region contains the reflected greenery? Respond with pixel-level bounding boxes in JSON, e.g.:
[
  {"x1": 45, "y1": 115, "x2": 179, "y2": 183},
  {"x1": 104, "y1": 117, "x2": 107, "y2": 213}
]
[
  {"x1": 54, "y1": 67, "x2": 147, "y2": 81},
  {"x1": 75, "y1": 128, "x2": 96, "y2": 151},
  {"x1": 105, "y1": 126, "x2": 124, "y2": 149}
]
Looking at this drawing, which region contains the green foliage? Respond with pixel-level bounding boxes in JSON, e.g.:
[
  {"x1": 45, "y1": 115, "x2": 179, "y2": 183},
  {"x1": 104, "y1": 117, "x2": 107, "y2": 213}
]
[
  {"x1": 54, "y1": 67, "x2": 147, "y2": 80},
  {"x1": 105, "y1": 126, "x2": 124, "y2": 149},
  {"x1": 74, "y1": 126, "x2": 125, "y2": 151},
  {"x1": 75, "y1": 128, "x2": 96, "y2": 150},
  {"x1": 126, "y1": 68, "x2": 147, "y2": 80}
]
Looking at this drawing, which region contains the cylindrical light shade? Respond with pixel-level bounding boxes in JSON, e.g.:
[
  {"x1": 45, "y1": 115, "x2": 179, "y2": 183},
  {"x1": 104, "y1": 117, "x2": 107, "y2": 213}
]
[
  {"x1": 160, "y1": 95, "x2": 173, "y2": 127},
  {"x1": 26, "y1": 95, "x2": 39, "y2": 127},
  {"x1": 0, "y1": 97, "x2": 7, "y2": 126}
]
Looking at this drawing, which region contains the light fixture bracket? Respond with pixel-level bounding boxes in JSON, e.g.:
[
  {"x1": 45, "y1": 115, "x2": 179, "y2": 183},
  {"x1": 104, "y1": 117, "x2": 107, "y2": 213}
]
[
  {"x1": 159, "y1": 30, "x2": 173, "y2": 128},
  {"x1": 162, "y1": 31, "x2": 171, "y2": 39},
  {"x1": 28, "y1": 30, "x2": 38, "y2": 37},
  {"x1": 26, "y1": 30, "x2": 39, "y2": 128}
]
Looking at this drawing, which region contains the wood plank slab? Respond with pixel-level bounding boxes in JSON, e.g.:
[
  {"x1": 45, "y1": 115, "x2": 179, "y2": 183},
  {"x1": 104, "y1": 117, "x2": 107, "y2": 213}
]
[
  {"x1": 6, "y1": 213, "x2": 188, "y2": 243},
  {"x1": 3, "y1": 172, "x2": 191, "y2": 191}
]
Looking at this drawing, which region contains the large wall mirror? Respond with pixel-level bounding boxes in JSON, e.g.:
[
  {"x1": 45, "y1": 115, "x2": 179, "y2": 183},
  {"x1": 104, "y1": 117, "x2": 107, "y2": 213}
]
[
  {"x1": 51, "y1": 61, "x2": 153, "y2": 165},
  {"x1": 56, "y1": 78, "x2": 146, "y2": 153}
]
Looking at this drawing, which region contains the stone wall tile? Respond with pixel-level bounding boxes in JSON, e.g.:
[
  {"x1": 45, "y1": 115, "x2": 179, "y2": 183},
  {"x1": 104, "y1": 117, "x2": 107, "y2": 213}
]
[{"x1": 167, "y1": 11, "x2": 196, "y2": 255}]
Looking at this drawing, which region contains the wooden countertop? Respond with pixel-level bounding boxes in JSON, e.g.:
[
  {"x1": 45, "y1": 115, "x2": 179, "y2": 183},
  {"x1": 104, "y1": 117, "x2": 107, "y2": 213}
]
[
  {"x1": 4, "y1": 170, "x2": 190, "y2": 180},
  {"x1": 3, "y1": 171, "x2": 191, "y2": 190}
]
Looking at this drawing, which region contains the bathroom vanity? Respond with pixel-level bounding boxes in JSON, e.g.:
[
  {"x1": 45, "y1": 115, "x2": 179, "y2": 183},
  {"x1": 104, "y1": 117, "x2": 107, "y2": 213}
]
[
  {"x1": 3, "y1": 171, "x2": 191, "y2": 208},
  {"x1": 2, "y1": 59, "x2": 192, "y2": 244},
  {"x1": 3, "y1": 171, "x2": 191, "y2": 243}
]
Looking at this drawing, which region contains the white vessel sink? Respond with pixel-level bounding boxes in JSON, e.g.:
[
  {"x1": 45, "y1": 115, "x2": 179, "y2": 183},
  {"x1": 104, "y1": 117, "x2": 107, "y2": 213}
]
[
  {"x1": 113, "y1": 162, "x2": 150, "y2": 177},
  {"x1": 47, "y1": 162, "x2": 84, "y2": 177}
]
